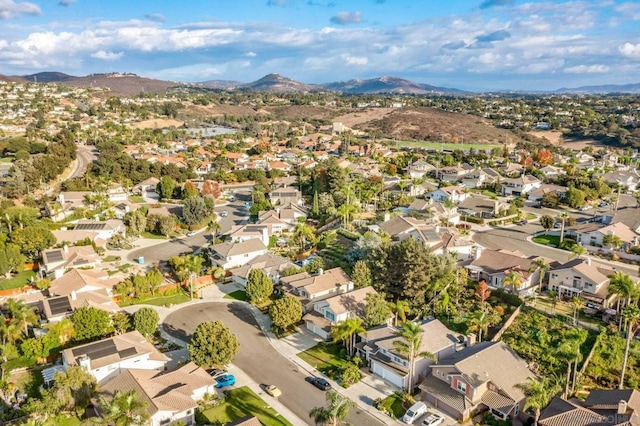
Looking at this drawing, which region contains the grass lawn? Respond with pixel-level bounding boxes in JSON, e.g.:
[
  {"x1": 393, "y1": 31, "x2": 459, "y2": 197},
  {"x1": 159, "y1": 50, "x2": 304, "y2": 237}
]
[
  {"x1": 532, "y1": 234, "x2": 561, "y2": 247},
  {"x1": 0, "y1": 270, "x2": 37, "y2": 290},
  {"x1": 118, "y1": 291, "x2": 190, "y2": 307},
  {"x1": 103, "y1": 255, "x2": 121, "y2": 262},
  {"x1": 224, "y1": 290, "x2": 248, "y2": 302},
  {"x1": 379, "y1": 393, "x2": 406, "y2": 419},
  {"x1": 44, "y1": 416, "x2": 82, "y2": 426},
  {"x1": 141, "y1": 231, "x2": 168, "y2": 239},
  {"x1": 297, "y1": 342, "x2": 350, "y2": 373},
  {"x1": 129, "y1": 195, "x2": 146, "y2": 203},
  {"x1": 199, "y1": 386, "x2": 293, "y2": 426}
]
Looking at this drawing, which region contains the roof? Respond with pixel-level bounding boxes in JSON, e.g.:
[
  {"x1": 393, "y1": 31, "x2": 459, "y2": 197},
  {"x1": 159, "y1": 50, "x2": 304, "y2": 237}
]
[
  {"x1": 324, "y1": 286, "x2": 377, "y2": 316},
  {"x1": 468, "y1": 249, "x2": 535, "y2": 276},
  {"x1": 282, "y1": 267, "x2": 351, "y2": 296},
  {"x1": 210, "y1": 239, "x2": 267, "y2": 257},
  {"x1": 420, "y1": 374, "x2": 473, "y2": 413},
  {"x1": 49, "y1": 268, "x2": 120, "y2": 297},
  {"x1": 551, "y1": 259, "x2": 611, "y2": 285},
  {"x1": 599, "y1": 222, "x2": 639, "y2": 243},
  {"x1": 229, "y1": 416, "x2": 262, "y2": 426},
  {"x1": 231, "y1": 252, "x2": 296, "y2": 281}
]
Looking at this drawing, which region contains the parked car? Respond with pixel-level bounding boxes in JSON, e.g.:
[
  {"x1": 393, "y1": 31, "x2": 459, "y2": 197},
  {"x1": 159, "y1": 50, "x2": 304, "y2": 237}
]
[
  {"x1": 227, "y1": 196, "x2": 236, "y2": 202},
  {"x1": 422, "y1": 412, "x2": 444, "y2": 426},
  {"x1": 208, "y1": 369, "x2": 227, "y2": 379},
  {"x1": 598, "y1": 202, "x2": 609, "y2": 208},
  {"x1": 402, "y1": 401, "x2": 427, "y2": 424},
  {"x1": 220, "y1": 211, "x2": 228, "y2": 217},
  {"x1": 186, "y1": 231, "x2": 197, "y2": 237},
  {"x1": 306, "y1": 376, "x2": 331, "y2": 391},
  {"x1": 579, "y1": 205, "x2": 592, "y2": 211},
  {"x1": 215, "y1": 374, "x2": 236, "y2": 388},
  {"x1": 265, "y1": 384, "x2": 282, "y2": 398}
]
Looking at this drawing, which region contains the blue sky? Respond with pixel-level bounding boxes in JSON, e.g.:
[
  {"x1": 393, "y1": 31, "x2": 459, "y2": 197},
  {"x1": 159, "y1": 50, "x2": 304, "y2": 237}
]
[{"x1": 0, "y1": 0, "x2": 639, "y2": 91}]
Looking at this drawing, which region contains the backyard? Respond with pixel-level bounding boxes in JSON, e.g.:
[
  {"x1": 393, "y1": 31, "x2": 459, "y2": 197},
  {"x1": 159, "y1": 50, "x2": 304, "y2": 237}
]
[
  {"x1": 0, "y1": 270, "x2": 37, "y2": 291},
  {"x1": 117, "y1": 288, "x2": 190, "y2": 307}
]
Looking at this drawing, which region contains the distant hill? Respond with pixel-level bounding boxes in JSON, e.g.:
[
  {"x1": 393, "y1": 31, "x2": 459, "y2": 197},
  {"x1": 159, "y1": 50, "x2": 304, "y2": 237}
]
[
  {"x1": 321, "y1": 76, "x2": 465, "y2": 94},
  {"x1": 555, "y1": 82, "x2": 640, "y2": 94},
  {"x1": 240, "y1": 73, "x2": 320, "y2": 92},
  {"x1": 200, "y1": 79, "x2": 245, "y2": 89},
  {"x1": 0, "y1": 74, "x2": 25, "y2": 83},
  {"x1": 22, "y1": 72, "x2": 77, "y2": 83}
]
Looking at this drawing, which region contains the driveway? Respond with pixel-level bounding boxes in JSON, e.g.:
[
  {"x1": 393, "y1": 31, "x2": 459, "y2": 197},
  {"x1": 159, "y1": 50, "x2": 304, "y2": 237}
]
[{"x1": 162, "y1": 302, "x2": 384, "y2": 425}]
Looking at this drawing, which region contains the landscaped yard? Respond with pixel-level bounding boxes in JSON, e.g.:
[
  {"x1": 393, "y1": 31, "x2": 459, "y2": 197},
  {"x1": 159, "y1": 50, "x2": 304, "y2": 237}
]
[
  {"x1": 377, "y1": 392, "x2": 406, "y2": 419},
  {"x1": 0, "y1": 270, "x2": 37, "y2": 290},
  {"x1": 224, "y1": 290, "x2": 248, "y2": 302},
  {"x1": 297, "y1": 342, "x2": 351, "y2": 374},
  {"x1": 128, "y1": 195, "x2": 146, "y2": 203},
  {"x1": 532, "y1": 234, "x2": 561, "y2": 247},
  {"x1": 118, "y1": 291, "x2": 190, "y2": 307},
  {"x1": 198, "y1": 386, "x2": 293, "y2": 426},
  {"x1": 141, "y1": 231, "x2": 169, "y2": 239}
]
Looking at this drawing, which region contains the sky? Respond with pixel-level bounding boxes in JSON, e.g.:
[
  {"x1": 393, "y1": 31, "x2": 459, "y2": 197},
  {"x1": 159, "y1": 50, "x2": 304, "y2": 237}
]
[{"x1": 0, "y1": 0, "x2": 639, "y2": 91}]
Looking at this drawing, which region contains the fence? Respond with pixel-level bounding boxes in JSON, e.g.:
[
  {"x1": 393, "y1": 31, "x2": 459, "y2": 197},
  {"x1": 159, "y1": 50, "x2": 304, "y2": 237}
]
[{"x1": 492, "y1": 304, "x2": 523, "y2": 342}]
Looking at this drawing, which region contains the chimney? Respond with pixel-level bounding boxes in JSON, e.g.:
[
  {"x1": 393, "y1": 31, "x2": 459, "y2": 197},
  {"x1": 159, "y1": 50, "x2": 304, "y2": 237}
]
[
  {"x1": 77, "y1": 355, "x2": 91, "y2": 371},
  {"x1": 466, "y1": 333, "x2": 477, "y2": 347},
  {"x1": 493, "y1": 201, "x2": 500, "y2": 216},
  {"x1": 70, "y1": 291, "x2": 77, "y2": 301},
  {"x1": 317, "y1": 268, "x2": 324, "y2": 276},
  {"x1": 435, "y1": 225, "x2": 440, "y2": 233},
  {"x1": 63, "y1": 245, "x2": 68, "y2": 253},
  {"x1": 383, "y1": 212, "x2": 391, "y2": 222},
  {"x1": 474, "y1": 246, "x2": 483, "y2": 260},
  {"x1": 618, "y1": 400, "x2": 628, "y2": 415},
  {"x1": 585, "y1": 257, "x2": 591, "y2": 265}
]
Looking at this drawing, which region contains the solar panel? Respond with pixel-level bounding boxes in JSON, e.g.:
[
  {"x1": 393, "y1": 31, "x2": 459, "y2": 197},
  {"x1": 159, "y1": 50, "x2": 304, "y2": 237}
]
[
  {"x1": 75, "y1": 223, "x2": 106, "y2": 231},
  {"x1": 47, "y1": 296, "x2": 72, "y2": 316},
  {"x1": 118, "y1": 347, "x2": 138, "y2": 358},
  {"x1": 47, "y1": 251, "x2": 64, "y2": 263},
  {"x1": 72, "y1": 340, "x2": 117, "y2": 360}
]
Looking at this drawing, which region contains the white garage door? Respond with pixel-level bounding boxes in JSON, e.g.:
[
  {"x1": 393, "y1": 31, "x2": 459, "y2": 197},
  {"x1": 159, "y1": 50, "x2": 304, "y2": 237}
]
[{"x1": 372, "y1": 361, "x2": 404, "y2": 388}]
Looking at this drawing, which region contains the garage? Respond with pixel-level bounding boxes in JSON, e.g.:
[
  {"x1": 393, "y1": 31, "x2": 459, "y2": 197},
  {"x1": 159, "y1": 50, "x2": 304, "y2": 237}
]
[
  {"x1": 372, "y1": 361, "x2": 405, "y2": 388},
  {"x1": 304, "y1": 320, "x2": 330, "y2": 339}
]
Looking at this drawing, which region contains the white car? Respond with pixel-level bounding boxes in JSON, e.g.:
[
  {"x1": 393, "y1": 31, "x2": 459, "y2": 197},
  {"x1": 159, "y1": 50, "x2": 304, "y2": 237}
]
[
  {"x1": 402, "y1": 402, "x2": 427, "y2": 424},
  {"x1": 220, "y1": 211, "x2": 228, "y2": 217},
  {"x1": 422, "y1": 412, "x2": 444, "y2": 426},
  {"x1": 186, "y1": 231, "x2": 197, "y2": 237}
]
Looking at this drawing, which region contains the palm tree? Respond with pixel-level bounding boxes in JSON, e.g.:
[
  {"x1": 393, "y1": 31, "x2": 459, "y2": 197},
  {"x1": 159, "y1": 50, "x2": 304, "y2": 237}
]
[
  {"x1": 97, "y1": 389, "x2": 150, "y2": 426},
  {"x1": 619, "y1": 305, "x2": 640, "y2": 389},
  {"x1": 331, "y1": 318, "x2": 365, "y2": 358},
  {"x1": 502, "y1": 270, "x2": 523, "y2": 292},
  {"x1": 388, "y1": 299, "x2": 410, "y2": 326},
  {"x1": 515, "y1": 376, "x2": 561, "y2": 425},
  {"x1": 443, "y1": 198, "x2": 456, "y2": 226},
  {"x1": 393, "y1": 321, "x2": 436, "y2": 393},
  {"x1": 309, "y1": 390, "x2": 356, "y2": 426},
  {"x1": 529, "y1": 258, "x2": 550, "y2": 290},
  {"x1": 569, "y1": 297, "x2": 584, "y2": 326},
  {"x1": 569, "y1": 244, "x2": 587, "y2": 260},
  {"x1": 465, "y1": 309, "x2": 500, "y2": 343},
  {"x1": 293, "y1": 223, "x2": 317, "y2": 251},
  {"x1": 557, "y1": 328, "x2": 587, "y2": 398},
  {"x1": 6, "y1": 298, "x2": 38, "y2": 337},
  {"x1": 548, "y1": 290, "x2": 559, "y2": 315},
  {"x1": 608, "y1": 272, "x2": 639, "y2": 327},
  {"x1": 558, "y1": 212, "x2": 569, "y2": 243}
]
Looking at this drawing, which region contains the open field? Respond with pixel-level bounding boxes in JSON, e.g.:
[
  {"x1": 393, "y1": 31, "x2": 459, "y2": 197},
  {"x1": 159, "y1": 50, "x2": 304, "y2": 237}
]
[
  {"x1": 131, "y1": 118, "x2": 184, "y2": 129},
  {"x1": 391, "y1": 139, "x2": 501, "y2": 151},
  {"x1": 527, "y1": 130, "x2": 607, "y2": 150}
]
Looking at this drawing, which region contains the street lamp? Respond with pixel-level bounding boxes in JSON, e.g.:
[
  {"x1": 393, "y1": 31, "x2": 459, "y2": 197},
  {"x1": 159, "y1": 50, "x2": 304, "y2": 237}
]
[{"x1": 189, "y1": 272, "x2": 195, "y2": 301}]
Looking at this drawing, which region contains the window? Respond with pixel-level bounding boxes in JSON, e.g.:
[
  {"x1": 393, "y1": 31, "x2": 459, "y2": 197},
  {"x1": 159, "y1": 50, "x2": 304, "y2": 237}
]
[
  {"x1": 457, "y1": 380, "x2": 467, "y2": 393},
  {"x1": 514, "y1": 403, "x2": 519, "y2": 415}
]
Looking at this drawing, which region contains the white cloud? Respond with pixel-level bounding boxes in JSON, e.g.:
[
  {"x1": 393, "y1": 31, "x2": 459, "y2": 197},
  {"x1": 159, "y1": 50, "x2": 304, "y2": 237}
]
[
  {"x1": 330, "y1": 11, "x2": 362, "y2": 25},
  {"x1": 341, "y1": 54, "x2": 368, "y2": 65},
  {"x1": 0, "y1": 0, "x2": 41, "y2": 19},
  {"x1": 564, "y1": 64, "x2": 609, "y2": 73},
  {"x1": 619, "y1": 42, "x2": 640, "y2": 58},
  {"x1": 245, "y1": 51, "x2": 257, "y2": 57},
  {"x1": 90, "y1": 50, "x2": 124, "y2": 60}
]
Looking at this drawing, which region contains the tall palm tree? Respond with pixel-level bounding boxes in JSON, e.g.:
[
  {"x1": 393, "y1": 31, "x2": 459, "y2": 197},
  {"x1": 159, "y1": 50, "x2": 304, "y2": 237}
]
[
  {"x1": 619, "y1": 305, "x2": 640, "y2": 389},
  {"x1": 293, "y1": 222, "x2": 317, "y2": 251},
  {"x1": 515, "y1": 376, "x2": 561, "y2": 425},
  {"x1": 502, "y1": 270, "x2": 523, "y2": 292},
  {"x1": 529, "y1": 258, "x2": 550, "y2": 290},
  {"x1": 443, "y1": 198, "x2": 456, "y2": 226},
  {"x1": 557, "y1": 328, "x2": 587, "y2": 398},
  {"x1": 548, "y1": 290, "x2": 559, "y2": 315},
  {"x1": 569, "y1": 297, "x2": 584, "y2": 327},
  {"x1": 309, "y1": 390, "x2": 356, "y2": 426},
  {"x1": 558, "y1": 212, "x2": 569, "y2": 243},
  {"x1": 393, "y1": 321, "x2": 436, "y2": 393},
  {"x1": 608, "y1": 272, "x2": 639, "y2": 327},
  {"x1": 6, "y1": 298, "x2": 38, "y2": 337},
  {"x1": 465, "y1": 309, "x2": 500, "y2": 343},
  {"x1": 331, "y1": 318, "x2": 365, "y2": 358},
  {"x1": 97, "y1": 390, "x2": 150, "y2": 426},
  {"x1": 388, "y1": 299, "x2": 410, "y2": 326}
]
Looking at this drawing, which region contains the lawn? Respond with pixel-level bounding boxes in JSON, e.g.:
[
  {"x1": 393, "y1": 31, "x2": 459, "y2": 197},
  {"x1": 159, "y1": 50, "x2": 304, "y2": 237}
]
[
  {"x1": 378, "y1": 393, "x2": 406, "y2": 419},
  {"x1": 224, "y1": 290, "x2": 248, "y2": 302},
  {"x1": 118, "y1": 291, "x2": 191, "y2": 307},
  {"x1": 44, "y1": 416, "x2": 82, "y2": 426},
  {"x1": 0, "y1": 270, "x2": 37, "y2": 290},
  {"x1": 297, "y1": 342, "x2": 351, "y2": 374},
  {"x1": 129, "y1": 195, "x2": 146, "y2": 203},
  {"x1": 198, "y1": 386, "x2": 293, "y2": 426},
  {"x1": 141, "y1": 231, "x2": 168, "y2": 239},
  {"x1": 532, "y1": 234, "x2": 561, "y2": 247}
]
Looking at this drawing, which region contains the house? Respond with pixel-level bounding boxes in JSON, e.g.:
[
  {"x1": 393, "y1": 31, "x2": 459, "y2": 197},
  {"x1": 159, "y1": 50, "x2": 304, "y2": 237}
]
[
  {"x1": 209, "y1": 239, "x2": 268, "y2": 269},
  {"x1": 599, "y1": 170, "x2": 640, "y2": 192},
  {"x1": 132, "y1": 177, "x2": 160, "y2": 199},
  {"x1": 538, "y1": 165, "x2": 565, "y2": 177},
  {"x1": 458, "y1": 196, "x2": 510, "y2": 220},
  {"x1": 230, "y1": 252, "x2": 296, "y2": 287},
  {"x1": 547, "y1": 258, "x2": 613, "y2": 306},
  {"x1": 465, "y1": 248, "x2": 540, "y2": 292},
  {"x1": 48, "y1": 268, "x2": 120, "y2": 298},
  {"x1": 229, "y1": 416, "x2": 262, "y2": 426},
  {"x1": 227, "y1": 225, "x2": 270, "y2": 246},
  {"x1": 268, "y1": 188, "x2": 303, "y2": 206},
  {"x1": 408, "y1": 180, "x2": 438, "y2": 198},
  {"x1": 600, "y1": 209, "x2": 640, "y2": 234},
  {"x1": 303, "y1": 286, "x2": 378, "y2": 339},
  {"x1": 357, "y1": 319, "x2": 461, "y2": 389},
  {"x1": 437, "y1": 163, "x2": 474, "y2": 183},
  {"x1": 539, "y1": 389, "x2": 640, "y2": 426},
  {"x1": 41, "y1": 245, "x2": 102, "y2": 278},
  {"x1": 72, "y1": 219, "x2": 126, "y2": 242},
  {"x1": 106, "y1": 183, "x2": 128, "y2": 202},
  {"x1": 419, "y1": 341, "x2": 534, "y2": 422},
  {"x1": 460, "y1": 168, "x2": 499, "y2": 189},
  {"x1": 47, "y1": 191, "x2": 91, "y2": 220},
  {"x1": 378, "y1": 216, "x2": 448, "y2": 249},
  {"x1": 527, "y1": 184, "x2": 568, "y2": 202},
  {"x1": 62, "y1": 330, "x2": 169, "y2": 383},
  {"x1": 408, "y1": 159, "x2": 436, "y2": 179},
  {"x1": 569, "y1": 222, "x2": 639, "y2": 249},
  {"x1": 427, "y1": 186, "x2": 468, "y2": 203},
  {"x1": 99, "y1": 361, "x2": 216, "y2": 426},
  {"x1": 280, "y1": 267, "x2": 353, "y2": 312},
  {"x1": 501, "y1": 174, "x2": 541, "y2": 196},
  {"x1": 41, "y1": 290, "x2": 120, "y2": 322}
]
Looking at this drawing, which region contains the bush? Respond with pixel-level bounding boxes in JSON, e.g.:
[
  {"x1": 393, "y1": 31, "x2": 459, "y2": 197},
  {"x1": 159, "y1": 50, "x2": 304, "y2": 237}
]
[{"x1": 491, "y1": 288, "x2": 523, "y2": 307}]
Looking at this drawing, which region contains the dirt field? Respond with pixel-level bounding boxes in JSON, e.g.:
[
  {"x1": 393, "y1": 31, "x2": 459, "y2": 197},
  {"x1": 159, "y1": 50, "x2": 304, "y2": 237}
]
[
  {"x1": 528, "y1": 130, "x2": 606, "y2": 150},
  {"x1": 132, "y1": 118, "x2": 184, "y2": 129},
  {"x1": 333, "y1": 108, "x2": 395, "y2": 127}
]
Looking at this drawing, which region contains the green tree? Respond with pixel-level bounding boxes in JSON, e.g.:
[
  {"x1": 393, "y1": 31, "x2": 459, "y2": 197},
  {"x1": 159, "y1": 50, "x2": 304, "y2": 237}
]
[
  {"x1": 557, "y1": 328, "x2": 587, "y2": 398},
  {"x1": 125, "y1": 210, "x2": 147, "y2": 237},
  {"x1": 515, "y1": 377, "x2": 561, "y2": 425},
  {"x1": 529, "y1": 257, "x2": 550, "y2": 289},
  {"x1": 51, "y1": 366, "x2": 97, "y2": 415},
  {"x1": 393, "y1": 321, "x2": 436, "y2": 393},
  {"x1": 309, "y1": 390, "x2": 355, "y2": 426},
  {"x1": 157, "y1": 176, "x2": 175, "y2": 200},
  {"x1": 182, "y1": 180, "x2": 199, "y2": 199},
  {"x1": 332, "y1": 317, "x2": 365, "y2": 358},
  {"x1": 182, "y1": 196, "x2": 214, "y2": 226},
  {"x1": 71, "y1": 307, "x2": 114, "y2": 342},
  {"x1": 245, "y1": 269, "x2": 274, "y2": 305},
  {"x1": 157, "y1": 215, "x2": 176, "y2": 237},
  {"x1": 269, "y1": 295, "x2": 303, "y2": 332},
  {"x1": 465, "y1": 308, "x2": 500, "y2": 343},
  {"x1": 10, "y1": 226, "x2": 56, "y2": 256},
  {"x1": 620, "y1": 305, "x2": 640, "y2": 389},
  {"x1": 97, "y1": 389, "x2": 150, "y2": 426},
  {"x1": 569, "y1": 297, "x2": 584, "y2": 327},
  {"x1": 5, "y1": 298, "x2": 38, "y2": 337},
  {"x1": 548, "y1": 290, "x2": 559, "y2": 315},
  {"x1": 363, "y1": 292, "x2": 392, "y2": 327},
  {"x1": 569, "y1": 244, "x2": 587, "y2": 260},
  {"x1": 565, "y1": 187, "x2": 585, "y2": 208},
  {"x1": 0, "y1": 241, "x2": 25, "y2": 277},
  {"x1": 502, "y1": 270, "x2": 523, "y2": 291},
  {"x1": 351, "y1": 260, "x2": 372, "y2": 289},
  {"x1": 133, "y1": 307, "x2": 159, "y2": 339},
  {"x1": 603, "y1": 233, "x2": 623, "y2": 250},
  {"x1": 112, "y1": 312, "x2": 131, "y2": 335},
  {"x1": 608, "y1": 272, "x2": 638, "y2": 322},
  {"x1": 388, "y1": 299, "x2": 410, "y2": 326},
  {"x1": 540, "y1": 215, "x2": 555, "y2": 231},
  {"x1": 187, "y1": 320, "x2": 239, "y2": 369}
]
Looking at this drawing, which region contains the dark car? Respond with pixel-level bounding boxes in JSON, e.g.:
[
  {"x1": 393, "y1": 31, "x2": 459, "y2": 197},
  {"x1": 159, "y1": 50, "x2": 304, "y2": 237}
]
[{"x1": 306, "y1": 376, "x2": 331, "y2": 391}]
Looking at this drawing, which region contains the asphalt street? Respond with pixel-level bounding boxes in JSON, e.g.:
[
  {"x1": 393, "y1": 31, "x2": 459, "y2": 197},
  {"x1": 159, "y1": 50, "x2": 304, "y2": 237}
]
[
  {"x1": 162, "y1": 302, "x2": 383, "y2": 426},
  {"x1": 70, "y1": 145, "x2": 98, "y2": 179}
]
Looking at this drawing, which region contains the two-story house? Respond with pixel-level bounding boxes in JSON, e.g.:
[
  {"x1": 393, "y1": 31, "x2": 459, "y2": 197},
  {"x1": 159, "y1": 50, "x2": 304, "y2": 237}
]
[
  {"x1": 539, "y1": 389, "x2": 640, "y2": 426},
  {"x1": 280, "y1": 267, "x2": 353, "y2": 312},
  {"x1": 209, "y1": 239, "x2": 268, "y2": 270},
  {"x1": 547, "y1": 258, "x2": 613, "y2": 307},
  {"x1": 419, "y1": 341, "x2": 534, "y2": 422},
  {"x1": 465, "y1": 248, "x2": 540, "y2": 292},
  {"x1": 268, "y1": 188, "x2": 304, "y2": 206},
  {"x1": 408, "y1": 159, "x2": 436, "y2": 179},
  {"x1": 437, "y1": 164, "x2": 474, "y2": 183},
  {"x1": 62, "y1": 330, "x2": 170, "y2": 383},
  {"x1": 303, "y1": 286, "x2": 377, "y2": 339},
  {"x1": 427, "y1": 186, "x2": 468, "y2": 204},
  {"x1": 132, "y1": 177, "x2": 160, "y2": 199},
  {"x1": 41, "y1": 245, "x2": 102, "y2": 278},
  {"x1": 357, "y1": 319, "x2": 461, "y2": 389},
  {"x1": 230, "y1": 252, "x2": 297, "y2": 287},
  {"x1": 569, "y1": 222, "x2": 639, "y2": 249},
  {"x1": 501, "y1": 174, "x2": 541, "y2": 197},
  {"x1": 378, "y1": 216, "x2": 449, "y2": 249}
]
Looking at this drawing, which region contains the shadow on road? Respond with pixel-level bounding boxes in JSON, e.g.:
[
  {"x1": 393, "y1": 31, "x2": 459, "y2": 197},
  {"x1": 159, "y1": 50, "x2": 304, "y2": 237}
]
[
  {"x1": 162, "y1": 322, "x2": 191, "y2": 342},
  {"x1": 226, "y1": 302, "x2": 262, "y2": 332}
]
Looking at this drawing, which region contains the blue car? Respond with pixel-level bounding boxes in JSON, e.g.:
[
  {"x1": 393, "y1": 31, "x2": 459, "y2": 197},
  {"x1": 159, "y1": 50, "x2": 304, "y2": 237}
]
[{"x1": 215, "y1": 374, "x2": 236, "y2": 388}]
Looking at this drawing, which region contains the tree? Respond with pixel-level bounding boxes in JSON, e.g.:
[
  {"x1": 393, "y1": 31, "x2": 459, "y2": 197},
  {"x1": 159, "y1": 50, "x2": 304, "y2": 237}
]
[
  {"x1": 608, "y1": 272, "x2": 638, "y2": 320},
  {"x1": 535, "y1": 148, "x2": 554, "y2": 166},
  {"x1": 10, "y1": 226, "x2": 56, "y2": 256},
  {"x1": 182, "y1": 196, "x2": 214, "y2": 226},
  {"x1": 125, "y1": 210, "x2": 147, "y2": 236},
  {"x1": 157, "y1": 215, "x2": 176, "y2": 237},
  {"x1": 157, "y1": 176, "x2": 175, "y2": 200},
  {"x1": 50, "y1": 366, "x2": 97, "y2": 415},
  {"x1": 364, "y1": 292, "x2": 392, "y2": 327},
  {"x1": 292, "y1": 222, "x2": 317, "y2": 251},
  {"x1": 393, "y1": 321, "x2": 436, "y2": 393},
  {"x1": 540, "y1": 215, "x2": 555, "y2": 231},
  {"x1": 557, "y1": 328, "x2": 587, "y2": 398},
  {"x1": 603, "y1": 233, "x2": 623, "y2": 250},
  {"x1": 332, "y1": 318, "x2": 365, "y2": 358},
  {"x1": 187, "y1": 320, "x2": 239, "y2": 369},
  {"x1": 112, "y1": 312, "x2": 131, "y2": 335},
  {"x1": 515, "y1": 377, "x2": 561, "y2": 425},
  {"x1": 558, "y1": 212, "x2": 569, "y2": 244},
  {"x1": 71, "y1": 307, "x2": 114, "y2": 342},
  {"x1": 351, "y1": 260, "x2": 372, "y2": 289},
  {"x1": 0, "y1": 242, "x2": 25, "y2": 277},
  {"x1": 97, "y1": 389, "x2": 150, "y2": 426},
  {"x1": 465, "y1": 309, "x2": 500, "y2": 343},
  {"x1": 620, "y1": 305, "x2": 640, "y2": 389},
  {"x1": 566, "y1": 187, "x2": 585, "y2": 209},
  {"x1": 569, "y1": 244, "x2": 587, "y2": 260},
  {"x1": 569, "y1": 296, "x2": 584, "y2": 326},
  {"x1": 182, "y1": 181, "x2": 199, "y2": 199},
  {"x1": 388, "y1": 299, "x2": 410, "y2": 326},
  {"x1": 529, "y1": 258, "x2": 550, "y2": 289},
  {"x1": 548, "y1": 290, "x2": 559, "y2": 315},
  {"x1": 475, "y1": 280, "x2": 492, "y2": 308},
  {"x1": 245, "y1": 269, "x2": 274, "y2": 305},
  {"x1": 133, "y1": 307, "x2": 159, "y2": 339},
  {"x1": 269, "y1": 295, "x2": 303, "y2": 332},
  {"x1": 502, "y1": 270, "x2": 523, "y2": 292},
  {"x1": 5, "y1": 298, "x2": 38, "y2": 337},
  {"x1": 309, "y1": 390, "x2": 355, "y2": 426}
]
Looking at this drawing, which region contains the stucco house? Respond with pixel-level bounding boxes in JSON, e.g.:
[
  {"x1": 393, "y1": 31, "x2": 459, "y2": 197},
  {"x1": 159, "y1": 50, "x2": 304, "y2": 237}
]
[
  {"x1": 465, "y1": 248, "x2": 540, "y2": 292},
  {"x1": 427, "y1": 186, "x2": 468, "y2": 203},
  {"x1": 547, "y1": 258, "x2": 613, "y2": 307},
  {"x1": 280, "y1": 267, "x2": 353, "y2": 312},
  {"x1": 209, "y1": 239, "x2": 268, "y2": 269},
  {"x1": 500, "y1": 174, "x2": 541, "y2": 196},
  {"x1": 230, "y1": 252, "x2": 296, "y2": 287}
]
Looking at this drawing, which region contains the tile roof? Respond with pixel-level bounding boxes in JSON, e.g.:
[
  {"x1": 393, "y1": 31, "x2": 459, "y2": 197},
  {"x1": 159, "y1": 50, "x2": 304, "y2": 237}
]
[
  {"x1": 210, "y1": 239, "x2": 267, "y2": 257},
  {"x1": 324, "y1": 286, "x2": 377, "y2": 316},
  {"x1": 283, "y1": 267, "x2": 351, "y2": 296},
  {"x1": 539, "y1": 397, "x2": 610, "y2": 426}
]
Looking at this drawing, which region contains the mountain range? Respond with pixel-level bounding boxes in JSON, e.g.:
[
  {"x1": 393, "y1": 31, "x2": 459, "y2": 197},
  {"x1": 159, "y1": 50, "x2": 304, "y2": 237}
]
[{"x1": 2, "y1": 71, "x2": 639, "y2": 95}]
